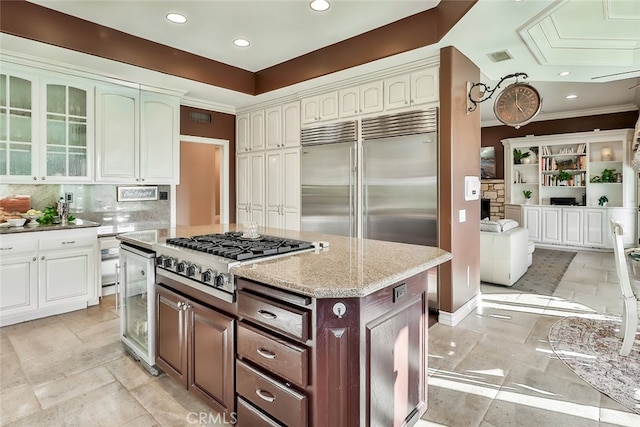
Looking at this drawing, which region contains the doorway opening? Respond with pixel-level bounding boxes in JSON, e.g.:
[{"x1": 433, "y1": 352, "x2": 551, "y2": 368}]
[{"x1": 176, "y1": 136, "x2": 230, "y2": 226}]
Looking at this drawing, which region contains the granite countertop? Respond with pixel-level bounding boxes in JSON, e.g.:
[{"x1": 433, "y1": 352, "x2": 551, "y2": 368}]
[
  {"x1": 0, "y1": 218, "x2": 101, "y2": 235},
  {"x1": 96, "y1": 221, "x2": 171, "y2": 238},
  {"x1": 118, "y1": 224, "x2": 452, "y2": 298}
]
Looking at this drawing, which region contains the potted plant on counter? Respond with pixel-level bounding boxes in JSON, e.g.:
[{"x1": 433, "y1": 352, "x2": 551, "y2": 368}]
[
  {"x1": 598, "y1": 195, "x2": 608, "y2": 207},
  {"x1": 523, "y1": 190, "x2": 533, "y2": 204}
]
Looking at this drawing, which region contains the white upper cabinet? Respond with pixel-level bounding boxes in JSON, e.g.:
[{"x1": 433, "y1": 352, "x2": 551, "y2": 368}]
[
  {"x1": 139, "y1": 92, "x2": 179, "y2": 184},
  {"x1": 338, "y1": 81, "x2": 383, "y2": 118},
  {"x1": 265, "y1": 106, "x2": 282, "y2": 150},
  {"x1": 96, "y1": 86, "x2": 179, "y2": 184},
  {"x1": 301, "y1": 92, "x2": 338, "y2": 125},
  {"x1": 282, "y1": 101, "x2": 300, "y2": 148},
  {"x1": 236, "y1": 113, "x2": 249, "y2": 153},
  {"x1": 95, "y1": 84, "x2": 139, "y2": 182},
  {"x1": 1, "y1": 67, "x2": 95, "y2": 184},
  {"x1": 249, "y1": 110, "x2": 265, "y2": 151},
  {"x1": 266, "y1": 147, "x2": 300, "y2": 230},
  {"x1": 0, "y1": 70, "x2": 38, "y2": 183},
  {"x1": 384, "y1": 67, "x2": 438, "y2": 111},
  {"x1": 264, "y1": 101, "x2": 300, "y2": 150}
]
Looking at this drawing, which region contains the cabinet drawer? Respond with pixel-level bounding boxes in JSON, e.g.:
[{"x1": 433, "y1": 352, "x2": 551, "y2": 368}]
[
  {"x1": 40, "y1": 233, "x2": 95, "y2": 251},
  {"x1": 237, "y1": 360, "x2": 307, "y2": 427},
  {"x1": 238, "y1": 323, "x2": 308, "y2": 387},
  {"x1": 237, "y1": 397, "x2": 283, "y2": 427},
  {"x1": 238, "y1": 290, "x2": 310, "y2": 342},
  {"x1": 0, "y1": 238, "x2": 38, "y2": 256}
]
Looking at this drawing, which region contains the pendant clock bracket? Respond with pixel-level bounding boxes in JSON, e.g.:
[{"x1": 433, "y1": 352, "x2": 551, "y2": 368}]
[{"x1": 467, "y1": 72, "x2": 529, "y2": 113}]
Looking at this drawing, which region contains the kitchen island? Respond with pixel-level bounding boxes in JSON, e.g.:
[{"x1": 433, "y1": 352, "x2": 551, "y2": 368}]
[{"x1": 119, "y1": 225, "x2": 451, "y2": 426}]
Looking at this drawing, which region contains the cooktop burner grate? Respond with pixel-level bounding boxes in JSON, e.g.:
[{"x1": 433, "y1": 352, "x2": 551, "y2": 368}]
[{"x1": 165, "y1": 232, "x2": 313, "y2": 261}]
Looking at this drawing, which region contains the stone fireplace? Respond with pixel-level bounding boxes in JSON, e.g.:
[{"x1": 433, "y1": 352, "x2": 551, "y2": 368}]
[{"x1": 481, "y1": 179, "x2": 505, "y2": 220}]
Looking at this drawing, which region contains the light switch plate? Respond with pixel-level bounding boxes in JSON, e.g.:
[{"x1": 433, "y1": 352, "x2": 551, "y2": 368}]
[{"x1": 459, "y1": 209, "x2": 466, "y2": 223}]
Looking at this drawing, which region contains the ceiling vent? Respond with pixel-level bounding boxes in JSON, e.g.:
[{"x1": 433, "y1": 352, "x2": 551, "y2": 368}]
[
  {"x1": 189, "y1": 111, "x2": 212, "y2": 123},
  {"x1": 487, "y1": 50, "x2": 513, "y2": 62}
]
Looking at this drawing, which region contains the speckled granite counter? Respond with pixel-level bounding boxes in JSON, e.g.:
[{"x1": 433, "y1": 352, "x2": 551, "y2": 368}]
[
  {"x1": 118, "y1": 224, "x2": 452, "y2": 298},
  {"x1": 0, "y1": 218, "x2": 101, "y2": 235},
  {"x1": 96, "y1": 221, "x2": 171, "y2": 237}
]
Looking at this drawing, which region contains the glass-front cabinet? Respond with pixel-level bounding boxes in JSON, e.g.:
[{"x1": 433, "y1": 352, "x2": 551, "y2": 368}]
[
  {"x1": 0, "y1": 72, "x2": 36, "y2": 181},
  {"x1": 0, "y1": 65, "x2": 94, "y2": 183}
]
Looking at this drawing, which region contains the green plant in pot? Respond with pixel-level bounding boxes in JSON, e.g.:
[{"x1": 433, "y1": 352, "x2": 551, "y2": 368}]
[
  {"x1": 598, "y1": 195, "x2": 608, "y2": 206},
  {"x1": 523, "y1": 190, "x2": 533, "y2": 204},
  {"x1": 557, "y1": 170, "x2": 572, "y2": 185},
  {"x1": 513, "y1": 148, "x2": 530, "y2": 164},
  {"x1": 600, "y1": 168, "x2": 616, "y2": 183}
]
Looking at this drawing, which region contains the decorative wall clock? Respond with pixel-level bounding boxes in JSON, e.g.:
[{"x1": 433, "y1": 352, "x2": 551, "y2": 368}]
[{"x1": 493, "y1": 82, "x2": 543, "y2": 129}]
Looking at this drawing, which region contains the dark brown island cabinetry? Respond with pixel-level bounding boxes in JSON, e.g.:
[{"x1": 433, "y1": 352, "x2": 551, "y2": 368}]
[
  {"x1": 235, "y1": 267, "x2": 434, "y2": 427},
  {"x1": 155, "y1": 284, "x2": 236, "y2": 419}
]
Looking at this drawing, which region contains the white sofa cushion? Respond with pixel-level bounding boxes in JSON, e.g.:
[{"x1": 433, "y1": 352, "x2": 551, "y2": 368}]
[
  {"x1": 480, "y1": 227, "x2": 529, "y2": 286},
  {"x1": 480, "y1": 218, "x2": 519, "y2": 233}
]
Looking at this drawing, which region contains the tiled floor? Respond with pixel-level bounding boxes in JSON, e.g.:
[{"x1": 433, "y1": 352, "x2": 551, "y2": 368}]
[{"x1": 1, "y1": 250, "x2": 639, "y2": 426}]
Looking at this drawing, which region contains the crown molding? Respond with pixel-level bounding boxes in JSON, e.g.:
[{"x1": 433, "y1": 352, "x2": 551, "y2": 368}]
[
  {"x1": 481, "y1": 103, "x2": 639, "y2": 128},
  {"x1": 180, "y1": 97, "x2": 236, "y2": 115},
  {"x1": 0, "y1": 50, "x2": 187, "y2": 98}
]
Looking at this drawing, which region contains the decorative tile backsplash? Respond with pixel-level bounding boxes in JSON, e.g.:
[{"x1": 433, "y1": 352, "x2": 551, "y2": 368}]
[{"x1": 0, "y1": 184, "x2": 171, "y2": 226}]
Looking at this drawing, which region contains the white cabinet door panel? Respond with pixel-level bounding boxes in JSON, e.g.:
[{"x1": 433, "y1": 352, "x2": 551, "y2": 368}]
[
  {"x1": 562, "y1": 208, "x2": 583, "y2": 245},
  {"x1": 39, "y1": 249, "x2": 91, "y2": 307},
  {"x1": 384, "y1": 74, "x2": 410, "y2": 110},
  {"x1": 541, "y1": 207, "x2": 562, "y2": 244},
  {"x1": 338, "y1": 87, "x2": 359, "y2": 118},
  {"x1": 584, "y1": 209, "x2": 607, "y2": 247},
  {"x1": 0, "y1": 255, "x2": 37, "y2": 316},
  {"x1": 282, "y1": 102, "x2": 300, "y2": 148},
  {"x1": 411, "y1": 68, "x2": 438, "y2": 105},
  {"x1": 236, "y1": 113, "x2": 250, "y2": 153},
  {"x1": 249, "y1": 111, "x2": 265, "y2": 151},
  {"x1": 265, "y1": 106, "x2": 281, "y2": 150},
  {"x1": 360, "y1": 81, "x2": 384, "y2": 115},
  {"x1": 523, "y1": 207, "x2": 541, "y2": 242}
]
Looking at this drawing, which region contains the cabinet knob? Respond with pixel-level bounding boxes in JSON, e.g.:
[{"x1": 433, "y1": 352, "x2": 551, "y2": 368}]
[
  {"x1": 141, "y1": 178, "x2": 145, "y2": 182},
  {"x1": 354, "y1": 110, "x2": 358, "y2": 113},
  {"x1": 41, "y1": 177, "x2": 45, "y2": 180},
  {"x1": 41, "y1": 256, "x2": 45, "y2": 260},
  {"x1": 33, "y1": 176, "x2": 37, "y2": 181},
  {"x1": 33, "y1": 257, "x2": 37, "y2": 262},
  {"x1": 404, "y1": 101, "x2": 408, "y2": 105}
]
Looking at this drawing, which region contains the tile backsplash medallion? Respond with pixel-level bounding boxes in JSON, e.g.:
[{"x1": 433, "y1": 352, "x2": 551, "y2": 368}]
[{"x1": 0, "y1": 184, "x2": 171, "y2": 228}]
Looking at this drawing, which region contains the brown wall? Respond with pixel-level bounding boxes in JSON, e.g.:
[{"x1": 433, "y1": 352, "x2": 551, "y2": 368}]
[
  {"x1": 439, "y1": 46, "x2": 481, "y2": 314},
  {"x1": 180, "y1": 106, "x2": 236, "y2": 224},
  {"x1": 1, "y1": 0, "x2": 476, "y2": 95},
  {"x1": 481, "y1": 110, "x2": 638, "y2": 179},
  {"x1": 177, "y1": 142, "x2": 221, "y2": 226}
]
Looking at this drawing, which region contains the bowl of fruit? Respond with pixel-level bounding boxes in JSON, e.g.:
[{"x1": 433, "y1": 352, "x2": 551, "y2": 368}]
[{"x1": 22, "y1": 209, "x2": 44, "y2": 220}]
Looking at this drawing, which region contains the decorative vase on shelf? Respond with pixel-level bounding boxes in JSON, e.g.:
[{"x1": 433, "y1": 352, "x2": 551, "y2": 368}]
[{"x1": 525, "y1": 198, "x2": 532, "y2": 205}]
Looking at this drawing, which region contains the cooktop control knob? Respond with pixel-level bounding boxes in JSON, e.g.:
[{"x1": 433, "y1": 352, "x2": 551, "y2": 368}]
[
  {"x1": 215, "y1": 273, "x2": 228, "y2": 288},
  {"x1": 186, "y1": 264, "x2": 200, "y2": 277},
  {"x1": 155, "y1": 255, "x2": 165, "y2": 266},
  {"x1": 202, "y1": 269, "x2": 215, "y2": 284},
  {"x1": 176, "y1": 261, "x2": 187, "y2": 273},
  {"x1": 164, "y1": 257, "x2": 176, "y2": 269}
]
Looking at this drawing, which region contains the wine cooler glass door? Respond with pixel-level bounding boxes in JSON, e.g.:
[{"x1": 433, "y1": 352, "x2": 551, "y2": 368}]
[{"x1": 120, "y1": 245, "x2": 155, "y2": 364}]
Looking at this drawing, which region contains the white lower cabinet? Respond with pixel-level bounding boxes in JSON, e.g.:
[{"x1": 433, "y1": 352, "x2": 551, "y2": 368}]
[
  {"x1": 520, "y1": 205, "x2": 635, "y2": 249},
  {"x1": 266, "y1": 148, "x2": 300, "y2": 230},
  {"x1": 237, "y1": 151, "x2": 265, "y2": 226},
  {"x1": 541, "y1": 207, "x2": 562, "y2": 244},
  {"x1": 583, "y1": 209, "x2": 607, "y2": 247},
  {"x1": 0, "y1": 228, "x2": 99, "y2": 326},
  {"x1": 523, "y1": 207, "x2": 541, "y2": 241},
  {"x1": 562, "y1": 208, "x2": 583, "y2": 246}
]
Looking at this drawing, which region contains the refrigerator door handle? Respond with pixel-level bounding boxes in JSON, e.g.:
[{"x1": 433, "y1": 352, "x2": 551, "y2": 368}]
[
  {"x1": 361, "y1": 144, "x2": 367, "y2": 240},
  {"x1": 349, "y1": 145, "x2": 355, "y2": 238}
]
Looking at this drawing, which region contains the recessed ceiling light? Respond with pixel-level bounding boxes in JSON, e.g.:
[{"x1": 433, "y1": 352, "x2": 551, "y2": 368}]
[
  {"x1": 233, "y1": 39, "x2": 250, "y2": 47},
  {"x1": 310, "y1": 0, "x2": 330, "y2": 12},
  {"x1": 166, "y1": 13, "x2": 187, "y2": 24},
  {"x1": 566, "y1": 94, "x2": 578, "y2": 99},
  {"x1": 559, "y1": 71, "x2": 571, "y2": 77}
]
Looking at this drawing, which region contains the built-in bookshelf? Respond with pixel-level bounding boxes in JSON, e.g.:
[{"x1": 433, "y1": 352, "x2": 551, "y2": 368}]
[{"x1": 502, "y1": 129, "x2": 635, "y2": 207}]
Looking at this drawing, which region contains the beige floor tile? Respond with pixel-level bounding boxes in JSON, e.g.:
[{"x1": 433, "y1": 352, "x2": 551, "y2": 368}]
[
  {"x1": 104, "y1": 354, "x2": 155, "y2": 391},
  {"x1": 74, "y1": 316, "x2": 121, "y2": 346},
  {"x1": 427, "y1": 323, "x2": 484, "y2": 371},
  {"x1": 0, "y1": 314, "x2": 64, "y2": 337},
  {"x1": 130, "y1": 379, "x2": 196, "y2": 427},
  {"x1": 0, "y1": 383, "x2": 41, "y2": 425},
  {"x1": 7, "y1": 382, "x2": 146, "y2": 427},
  {"x1": 58, "y1": 304, "x2": 119, "y2": 333},
  {"x1": 0, "y1": 334, "x2": 14, "y2": 355},
  {"x1": 20, "y1": 340, "x2": 123, "y2": 386},
  {"x1": 32, "y1": 366, "x2": 116, "y2": 409},
  {"x1": 456, "y1": 311, "x2": 537, "y2": 345},
  {"x1": 8, "y1": 321, "x2": 83, "y2": 362},
  {"x1": 0, "y1": 349, "x2": 29, "y2": 391},
  {"x1": 120, "y1": 413, "x2": 162, "y2": 427},
  {"x1": 481, "y1": 396, "x2": 599, "y2": 427}
]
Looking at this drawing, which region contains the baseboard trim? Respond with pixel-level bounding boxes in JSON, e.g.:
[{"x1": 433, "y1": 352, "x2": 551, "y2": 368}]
[{"x1": 438, "y1": 295, "x2": 479, "y2": 326}]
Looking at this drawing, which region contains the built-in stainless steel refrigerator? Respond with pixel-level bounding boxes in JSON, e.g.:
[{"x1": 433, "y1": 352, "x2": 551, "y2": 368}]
[{"x1": 301, "y1": 109, "x2": 438, "y2": 247}]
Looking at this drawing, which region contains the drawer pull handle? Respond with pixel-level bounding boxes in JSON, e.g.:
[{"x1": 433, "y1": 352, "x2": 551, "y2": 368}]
[
  {"x1": 257, "y1": 310, "x2": 277, "y2": 320},
  {"x1": 257, "y1": 348, "x2": 277, "y2": 359},
  {"x1": 0, "y1": 247, "x2": 13, "y2": 251},
  {"x1": 62, "y1": 241, "x2": 76, "y2": 245},
  {"x1": 255, "y1": 389, "x2": 276, "y2": 403}
]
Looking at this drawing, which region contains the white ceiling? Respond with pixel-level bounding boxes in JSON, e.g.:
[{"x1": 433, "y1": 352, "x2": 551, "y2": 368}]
[{"x1": 2, "y1": 0, "x2": 639, "y2": 124}]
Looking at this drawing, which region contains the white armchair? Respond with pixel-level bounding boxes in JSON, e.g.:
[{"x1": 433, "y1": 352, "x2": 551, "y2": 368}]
[{"x1": 480, "y1": 227, "x2": 530, "y2": 286}]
